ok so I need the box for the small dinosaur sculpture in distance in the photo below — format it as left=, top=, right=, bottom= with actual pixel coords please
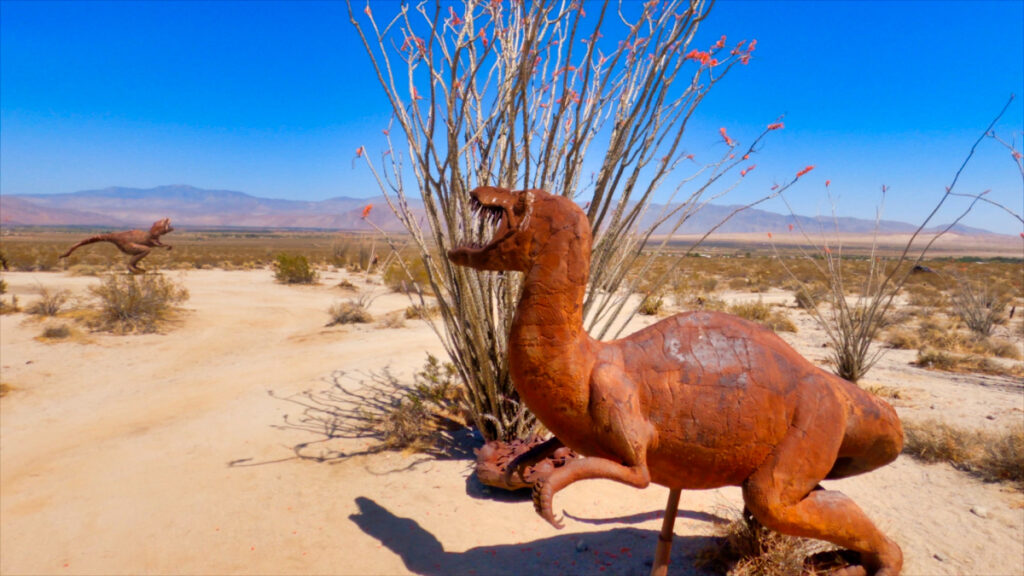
left=59, top=218, right=174, bottom=274
left=448, top=186, right=904, bottom=576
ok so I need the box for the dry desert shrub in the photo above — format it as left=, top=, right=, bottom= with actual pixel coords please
left=274, top=253, right=318, bottom=284
left=40, top=323, right=72, bottom=340
left=273, top=354, right=468, bottom=459
left=88, top=274, right=189, bottom=334
left=950, top=274, right=1013, bottom=337
left=697, top=508, right=833, bottom=576
left=903, top=419, right=1024, bottom=486
left=404, top=303, right=440, bottom=320
left=883, top=327, right=920, bottom=350
left=26, top=285, right=70, bottom=317
left=376, top=311, right=406, bottom=329
left=728, top=300, right=797, bottom=333
left=638, top=294, right=666, bottom=316
left=326, top=296, right=374, bottom=326
left=382, top=256, right=432, bottom=295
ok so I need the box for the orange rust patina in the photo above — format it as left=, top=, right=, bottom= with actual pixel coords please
left=449, top=187, right=903, bottom=576
left=60, top=218, right=174, bottom=273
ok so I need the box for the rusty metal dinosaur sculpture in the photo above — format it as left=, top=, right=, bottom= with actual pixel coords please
left=59, top=218, right=174, bottom=273
left=448, top=186, right=904, bottom=576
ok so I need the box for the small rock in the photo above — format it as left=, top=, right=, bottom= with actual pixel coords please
left=933, top=552, right=945, bottom=562
left=986, top=414, right=997, bottom=420
left=970, top=506, right=989, bottom=519
left=575, top=539, right=589, bottom=552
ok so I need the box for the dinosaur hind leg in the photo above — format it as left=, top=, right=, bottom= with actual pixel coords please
left=742, top=406, right=902, bottom=576
left=127, top=247, right=151, bottom=274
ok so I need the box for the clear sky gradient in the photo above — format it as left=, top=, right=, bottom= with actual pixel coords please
left=2, top=0, right=1022, bottom=234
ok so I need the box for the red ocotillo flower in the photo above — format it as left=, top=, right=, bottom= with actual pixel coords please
left=766, top=122, right=784, bottom=131
left=825, top=179, right=831, bottom=188
left=719, top=127, right=735, bottom=147
left=796, top=165, right=815, bottom=178
left=361, top=204, right=373, bottom=220
left=788, top=223, right=794, bottom=232
left=740, top=164, right=756, bottom=177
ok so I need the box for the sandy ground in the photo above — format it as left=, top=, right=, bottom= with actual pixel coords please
left=1, top=269, right=1022, bottom=576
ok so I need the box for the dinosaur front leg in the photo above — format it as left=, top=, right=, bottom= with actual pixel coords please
left=532, top=453, right=651, bottom=528
left=533, top=363, right=654, bottom=528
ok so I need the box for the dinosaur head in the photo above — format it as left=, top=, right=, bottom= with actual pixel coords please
left=150, top=218, right=174, bottom=237
left=447, top=186, right=589, bottom=274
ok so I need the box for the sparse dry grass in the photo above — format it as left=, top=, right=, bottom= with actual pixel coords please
left=903, top=419, right=1024, bottom=487
left=696, top=508, right=835, bottom=576
left=915, top=348, right=1024, bottom=378
left=728, top=300, right=797, bottom=333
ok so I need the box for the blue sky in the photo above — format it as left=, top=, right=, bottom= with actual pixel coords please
left=1, top=0, right=1021, bottom=234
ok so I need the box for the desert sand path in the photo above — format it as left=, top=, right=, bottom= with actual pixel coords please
left=1, top=269, right=1021, bottom=575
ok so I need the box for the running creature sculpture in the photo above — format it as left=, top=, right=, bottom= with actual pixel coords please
left=59, top=218, right=174, bottom=274
left=448, top=186, right=904, bottom=576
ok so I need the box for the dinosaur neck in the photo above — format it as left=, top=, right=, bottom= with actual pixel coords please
left=508, top=225, right=594, bottom=421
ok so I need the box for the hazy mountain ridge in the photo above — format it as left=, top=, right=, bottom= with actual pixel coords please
left=0, top=184, right=1000, bottom=236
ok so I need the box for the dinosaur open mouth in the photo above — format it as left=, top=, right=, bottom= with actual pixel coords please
left=453, top=187, right=524, bottom=255
left=468, top=194, right=505, bottom=248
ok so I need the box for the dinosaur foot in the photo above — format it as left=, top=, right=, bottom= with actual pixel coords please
left=531, top=478, right=564, bottom=529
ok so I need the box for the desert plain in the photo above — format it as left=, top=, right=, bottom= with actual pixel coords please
left=1, top=248, right=1022, bottom=575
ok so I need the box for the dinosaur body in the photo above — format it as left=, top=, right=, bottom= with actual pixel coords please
left=60, top=218, right=174, bottom=273
left=449, top=187, right=903, bottom=575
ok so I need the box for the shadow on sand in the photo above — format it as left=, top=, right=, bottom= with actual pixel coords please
left=349, top=496, right=727, bottom=576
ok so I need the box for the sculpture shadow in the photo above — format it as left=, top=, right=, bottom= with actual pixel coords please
left=350, top=496, right=722, bottom=576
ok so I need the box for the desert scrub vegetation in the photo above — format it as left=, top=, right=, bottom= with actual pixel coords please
left=902, top=419, right=1024, bottom=487
left=326, top=295, right=373, bottom=326
left=949, top=272, right=1013, bottom=337
left=728, top=300, right=797, bottom=333
left=40, top=323, right=72, bottom=340
left=26, top=285, right=70, bottom=316
left=697, top=508, right=840, bottom=576
left=914, top=348, right=1024, bottom=378
left=87, top=274, right=189, bottom=334
left=272, top=354, right=468, bottom=459
left=273, top=253, right=318, bottom=284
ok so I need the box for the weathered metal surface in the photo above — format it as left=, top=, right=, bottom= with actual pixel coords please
left=449, top=187, right=903, bottom=575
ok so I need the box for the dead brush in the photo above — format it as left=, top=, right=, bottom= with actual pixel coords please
left=26, top=284, right=70, bottom=317
left=697, top=508, right=837, bottom=576
left=326, top=297, right=373, bottom=326
left=902, top=419, right=1024, bottom=487
left=270, top=354, right=469, bottom=460
left=88, top=274, right=189, bottom=334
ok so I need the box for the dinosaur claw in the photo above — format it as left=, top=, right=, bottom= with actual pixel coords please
left=532, top=478, right=564, bottom=529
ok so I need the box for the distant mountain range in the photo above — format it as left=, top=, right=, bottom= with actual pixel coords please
left=0, top=184, right=1002, bottom=236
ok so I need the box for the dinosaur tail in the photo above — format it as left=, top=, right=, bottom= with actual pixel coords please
left=59, top=235, right=111, bottom=258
